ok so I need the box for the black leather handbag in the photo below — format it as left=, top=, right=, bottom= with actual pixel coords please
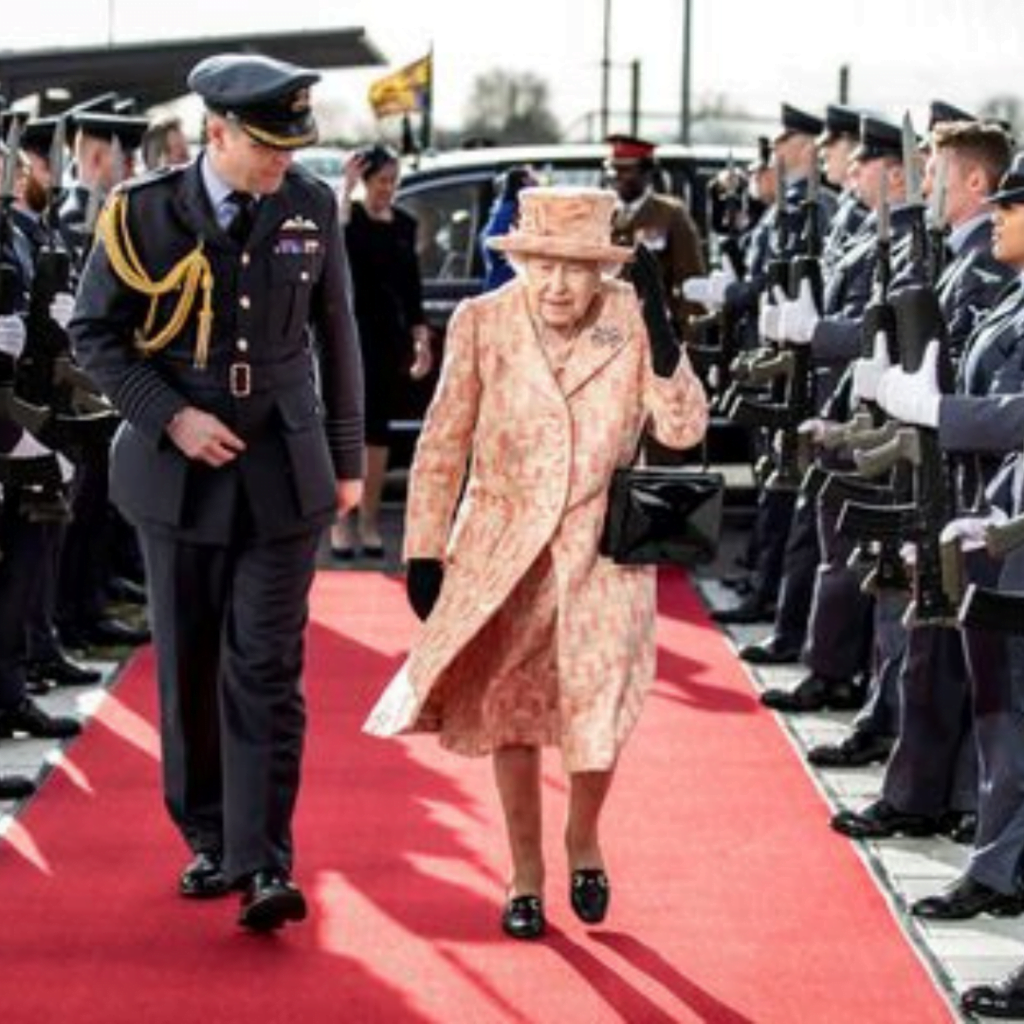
left=599, top=437, right=725, bottom=566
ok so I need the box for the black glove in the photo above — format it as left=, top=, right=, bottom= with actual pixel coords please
left=406, top=558, right=444, bottom=621
left=626, top=244, right=681, bottom=378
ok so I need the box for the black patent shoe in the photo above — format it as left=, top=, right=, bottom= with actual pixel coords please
left=0, top=774, right=35, bottom=800
left=807, top=731, right=893, bottom=768
left=570, top=869, right=610, bottom=924
left=962, top=963, right=1024, bottom=1019
left=739, top=637, right=802, bottom=665
left=761, top=674, right=862, bottom=713
left=238, top=870, right=307, bottom=931
left=831, top=799, right=941, bottom=840
left=0, top=698, right=81, bottom=740
left=179, top=851, right=230, bottom=899
left=710, top=599, right=775, bottom=625
left=912, top=875, right=1024, bottom=921
left=501, top=894, right=545, bottom=940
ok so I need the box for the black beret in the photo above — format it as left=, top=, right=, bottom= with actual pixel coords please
left=929, top=99, right=976, bottom=129
left=851, top=115, right=903, bottom=162
left=819, top=104, right=861, bottom=143
left=775, top=103, right=824, bottom=142
left=188, top=53, right=320, bottom=150
left=69, top=111, right=150, bottom=151
left=986, top=150, right=1024, bottom=206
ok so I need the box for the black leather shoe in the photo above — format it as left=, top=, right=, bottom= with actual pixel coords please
left=501, top=894, right=545, bottom=940
left=720, top=574, right=754, bottom=595
left=710, top=599, right=775, bottom=625
left=0, top=698, right=81, bottom=740
left=179, top=851, right=230, bottom=899
left=912, top=875, right=1024, bottom=920
left=761, top=674, right=862, bottom=713
left=807, top=731, right=893, bottom=768
left=739, top=636, right=802, bottom=665
left=26, top=654, right=102, bottom=688
left=831, top=799, right=941, bottom=840
left=942, top=810, right=978, bottom=845
left=63, top=617, right=150, bottom=650
left=570, top=869, right=610, bottom=924
left=238, top=870, right=307, bottom=931
left=962, top=964, right=1024, bottom=1019
left=0, top=774, right=35, bottom=800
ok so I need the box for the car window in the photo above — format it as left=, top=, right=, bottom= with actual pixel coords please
left=400, top=182, right=482, bottom=282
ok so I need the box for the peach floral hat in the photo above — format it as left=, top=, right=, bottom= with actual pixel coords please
left=487, top=186, right=633, bottom=264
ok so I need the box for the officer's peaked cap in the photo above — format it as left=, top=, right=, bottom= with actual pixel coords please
left=929, top=99, right=976, bottom=129
left=69, top=111, right=149, bottom=151
left=851, top=115, right=903, bottom=162
left=189, top=53, right=320, bottom=150
left=819, top=104, right=861, bottom=144
left=986, top=151, right=1024, bottom=207
left=775, top=103, right=824, bottom=142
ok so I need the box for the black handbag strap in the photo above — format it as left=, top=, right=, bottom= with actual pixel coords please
left=629, top=420, right=711, bottom=471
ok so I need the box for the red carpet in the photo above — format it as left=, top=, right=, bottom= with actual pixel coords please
left=0, top=570, right=953, bottom=1023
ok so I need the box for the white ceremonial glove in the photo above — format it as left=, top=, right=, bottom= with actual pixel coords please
left=874, top=340, right=942, bottom=428
left=851, top=332, right=892, bottom=402
left=777, top=277, right=820, bottom=345
left=940, top=507, right=1009, bottom=552
left=0, top=314, right=26, bottom=359
left=682, top=263, right=736, bottom=311
left=757, top=285, right=789, bottom=343
left=49, top=291, right=76, bottom=330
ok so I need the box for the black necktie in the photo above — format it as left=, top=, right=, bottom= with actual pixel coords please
left=226, top=191, right=255, bottom=245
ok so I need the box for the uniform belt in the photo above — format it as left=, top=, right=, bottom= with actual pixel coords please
left=159, top=353, right=314, bottom=398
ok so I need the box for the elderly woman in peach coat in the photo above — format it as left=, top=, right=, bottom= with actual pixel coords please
left=365, top=186, right=708, bottom=939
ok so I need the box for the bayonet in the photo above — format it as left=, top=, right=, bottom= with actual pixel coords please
left=1, top=118, right=22, bottom=203
left=928, top=149, right=949, bottom=233
left=901, top=112, right=922, bottom=206
left=48, top=118, right=66, bottom=202
left=877, top=171, right=890, bottom=245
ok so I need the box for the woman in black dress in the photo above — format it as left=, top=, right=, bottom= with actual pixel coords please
left=333, top=145, right=431, bottom=558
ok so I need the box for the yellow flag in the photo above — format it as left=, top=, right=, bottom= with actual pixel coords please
left=368, top=53, right=432, bottom=118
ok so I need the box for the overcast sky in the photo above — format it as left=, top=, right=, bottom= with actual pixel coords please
left=3, top=0, right=1023, bottom=141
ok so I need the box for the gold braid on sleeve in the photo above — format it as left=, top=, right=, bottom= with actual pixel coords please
left=97, top=190, right=215, bottom=369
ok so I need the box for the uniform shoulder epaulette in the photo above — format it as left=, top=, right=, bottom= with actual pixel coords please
left=116, top=164, right=187, bottom=196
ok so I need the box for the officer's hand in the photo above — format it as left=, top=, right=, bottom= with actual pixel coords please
left=940, top=507, right=1009, bottom=552
left=0, top=315, right=26, bottom=359
left=406, top=558, right=444, bottom=621
left=165, top=407, right=246, bottom=466
left=49, top=292, right=76, bottom=331
left=875, top=340, right=942, bottom=427
left=851, top=332, right=891, bottom=402
left=777, top=278, right=819, bottom=345
left=336, top=479, right=363, bottom=516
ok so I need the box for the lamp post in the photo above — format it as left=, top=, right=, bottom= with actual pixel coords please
left=680, top=0, right=692, bottom=143
left=600, top=0, right=612, bottom=138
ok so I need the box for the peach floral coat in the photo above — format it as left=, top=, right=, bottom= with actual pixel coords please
left=364, top=278, right=708, bottom=770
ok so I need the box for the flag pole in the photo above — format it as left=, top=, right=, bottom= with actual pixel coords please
left=420, top=42, right=433, bottom=152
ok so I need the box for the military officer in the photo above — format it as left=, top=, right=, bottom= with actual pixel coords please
left=605, top=134, right=704, bottom=336
left=807, top=119, right=1015, bottom=767
left=70, top=53, right=365, bottom=932
left=832, top=140, right=1019, bottom=844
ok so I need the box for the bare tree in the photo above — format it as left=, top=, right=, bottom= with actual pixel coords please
left=462, top=69, right=561, bottom=145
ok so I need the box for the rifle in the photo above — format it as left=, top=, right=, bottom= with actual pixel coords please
left=838, top=284, right=959, bottom=623
left=15, top=117, right=118, bottom=460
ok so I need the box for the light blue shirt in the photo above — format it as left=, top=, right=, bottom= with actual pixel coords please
left=948, top=211, right=991, bottom=256
left=200, top=152, right=259, bottom=230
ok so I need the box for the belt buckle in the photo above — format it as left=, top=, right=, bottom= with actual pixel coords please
left=229, top=362, right=252, bottom=398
